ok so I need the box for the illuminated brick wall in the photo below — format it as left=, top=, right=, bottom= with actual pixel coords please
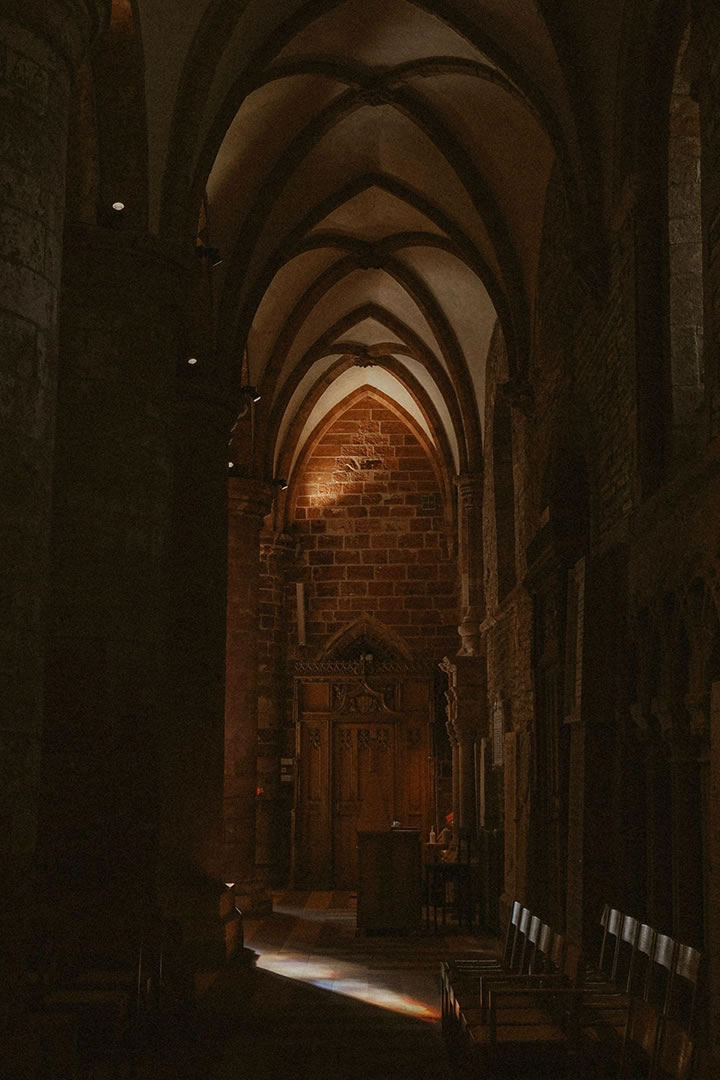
left=289, top=394, right=458, bottom=659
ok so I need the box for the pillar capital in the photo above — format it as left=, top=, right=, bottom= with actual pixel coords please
left=228, top=477, right=274, bottom=521
left=455, top=472, right=484, bottom=507
left=4, top=0, right=110, bottom=69
left=458, top=603, right=485, bottom=656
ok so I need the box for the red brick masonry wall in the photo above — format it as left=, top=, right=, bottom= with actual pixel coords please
left=289, top=395, right=458, bottom=658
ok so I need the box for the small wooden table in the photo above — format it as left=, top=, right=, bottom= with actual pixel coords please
left=356, top=829, right=422, bottom=933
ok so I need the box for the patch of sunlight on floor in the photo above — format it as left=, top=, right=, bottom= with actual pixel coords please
left=256, top=952, right=439, bottom=1021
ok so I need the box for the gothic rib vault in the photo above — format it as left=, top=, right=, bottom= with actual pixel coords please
left=2, top=1, right=720, bottom=1076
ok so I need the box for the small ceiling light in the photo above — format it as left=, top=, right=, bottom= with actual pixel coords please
left=111, top=201, right=125, bottom=212
left=228, top=461, right=235, bottom=469
left=187, top=357, right=198, bottom=366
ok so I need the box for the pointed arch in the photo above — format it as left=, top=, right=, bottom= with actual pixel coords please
left=319, top=615, right=414, bottom=662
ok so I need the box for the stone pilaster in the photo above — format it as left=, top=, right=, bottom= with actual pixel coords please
left=455, top=474, right=485, bottom=654
left=159, top=370, right=239, bottom=972
left=440, top=655, right=487, bottom=841
left=0, top=0, right=108, bottom=957
left=225, top=478, right=274, bottom=913
left=256, top=531, right=297, bottom=888
left=41, top=225, right=184, bottom=963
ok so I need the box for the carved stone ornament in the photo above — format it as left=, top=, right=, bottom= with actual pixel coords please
left=332, top=681, right=395, bottom=713
left=294, top=659, right=429, bottom=676
left=356, top=86, right=393, bottom=108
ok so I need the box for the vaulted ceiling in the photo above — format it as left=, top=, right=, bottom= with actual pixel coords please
left=125, top=0, right=643, bottom=486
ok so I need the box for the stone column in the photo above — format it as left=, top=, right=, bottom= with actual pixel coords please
left=0, top=0, right=108, bottom=900
left=41, top=225, right=183, bottom=962
left=256, top=531, right=297, bottom=888
left=160, top=370, right=239, bottom=971
left=225, top=478, right=273, bottom=913
left=440, top=655, right=487, bottom=841
left=455, top=474, right=485, bottom=654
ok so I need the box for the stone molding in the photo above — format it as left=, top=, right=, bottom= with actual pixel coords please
left=455, top=472, right=484, bottom=509
left=227, top=477, right=274, bottom=521
left=458, top=603, right=484, bottom=656
left=293, top=659, right=431, bottom=676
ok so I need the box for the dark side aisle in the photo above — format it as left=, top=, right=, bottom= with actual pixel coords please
left=140, top=890, right=490, bottom=1079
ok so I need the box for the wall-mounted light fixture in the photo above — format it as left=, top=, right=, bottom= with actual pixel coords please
left=273, top=477, right=289, bottom=491
left=240, top=385, right=261, bottom=404
left=111, top=201, right=125, bottom=213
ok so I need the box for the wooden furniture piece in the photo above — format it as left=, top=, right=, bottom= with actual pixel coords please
left=356, top=828, right=422, bottom=933
left=442, top=904, right=703, bottom=1080
left=293, top=666, right=433, bottom=889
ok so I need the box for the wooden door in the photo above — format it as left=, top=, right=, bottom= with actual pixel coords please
left=293, top=672, right=432, bottom=888
left=333, top=721, right=395, bottom=888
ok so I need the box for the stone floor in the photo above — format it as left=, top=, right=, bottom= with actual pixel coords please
left=139, top=889, right=496, bottom=1079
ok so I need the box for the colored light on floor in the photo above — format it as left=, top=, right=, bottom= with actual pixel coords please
left=255, top=952, right=438, bottom=1021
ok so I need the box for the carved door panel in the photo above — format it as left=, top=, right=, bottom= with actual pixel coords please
left=394, top=679, right=431, bottom=834
left=333, top=722, right=394, bottom=889
left=295, top=718, right=331, bottom=886
left=294, top=674, right=432, bottom=889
